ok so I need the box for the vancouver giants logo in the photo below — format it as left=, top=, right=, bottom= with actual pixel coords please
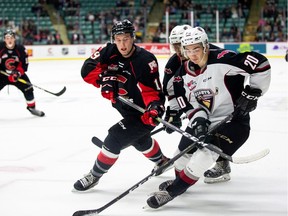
left=194, top=89, right=214, bottom=112
left=217, top=50, right=230, bottom=59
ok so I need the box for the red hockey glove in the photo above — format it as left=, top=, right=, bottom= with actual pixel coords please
left=141, top=102, right=165, bottom=127
left=8, top=70, right=21, bottom=83
left=100, top=71, right=118, bottom=103
left=234, top=85, right=262, bottom=116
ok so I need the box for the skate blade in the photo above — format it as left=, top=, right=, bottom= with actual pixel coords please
left=142, top=204, right=156, bottom=210
left=204, top=173, right=231, bottom=184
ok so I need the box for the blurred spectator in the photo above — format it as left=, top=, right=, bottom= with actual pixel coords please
left=71, top=31, right=86, bottom=44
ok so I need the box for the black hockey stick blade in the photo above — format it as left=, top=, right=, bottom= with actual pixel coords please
left=50, top=86, right=66, bottom=96
left=91, top=136, right=103, bottom=148
left=72, top=209, right=99, bottom=216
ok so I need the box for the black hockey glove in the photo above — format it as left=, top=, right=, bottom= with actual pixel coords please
left=141, top=102, right=165, bottom=127
left=234, top=85, right=262, bottom=116
left=100, top=71, right=118, bottom=103
left=164, top=106, right=182, bottom=134
left=8, top=70, right=21, bottom=83
left=191, top=117, right=211, bottom=149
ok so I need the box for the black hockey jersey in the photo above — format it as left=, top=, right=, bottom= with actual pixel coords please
left=81, top=42, right=165, bottom=117
left=0, top=42, right=28, bottom=74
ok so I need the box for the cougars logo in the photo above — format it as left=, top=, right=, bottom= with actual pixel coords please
left=5, top=58, right=16, bottom=71
left=194, top=89, right=214, bottom=112
left=117, top=75, right=127, bottom=83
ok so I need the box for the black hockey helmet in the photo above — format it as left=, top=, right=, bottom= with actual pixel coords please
left=111, top=19, right=135, bottom=41
left=4, top=29, right=16, bottom=38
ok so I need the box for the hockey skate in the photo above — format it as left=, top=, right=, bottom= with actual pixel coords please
left=204, top=160, right=231, bottom=184
left=152, top=156, right=172, bottom=176
left=146, top=190, right=175, bottom=209
left=27, top=107, right=45, bottom=117
left=73, top=171, right=100, bottom=191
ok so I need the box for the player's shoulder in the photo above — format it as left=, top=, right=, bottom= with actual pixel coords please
left=135, top=45, right=157, bottom=60
left=0, top=42, right=5, bottom=49
left=15, top=43, right=26, bottom=52
left=97, top=42, right=118, bottom=60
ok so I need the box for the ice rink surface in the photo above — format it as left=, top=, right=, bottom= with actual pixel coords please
left=0, top=56, right=287, bottom=216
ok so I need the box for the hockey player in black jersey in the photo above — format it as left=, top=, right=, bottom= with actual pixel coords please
left=0, top=29, right=44, bottom=117
left=146, top=26, right=271, bottom=209
left=73, top=19, right=169, bottom=192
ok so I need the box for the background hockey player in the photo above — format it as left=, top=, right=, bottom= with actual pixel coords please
left=0, top=29, right=44, bottom=117
left=73, top=19, right=169, bottom=191
left=146, top=26, right=271, bottom=209
left=162, top=24, right=192, bottom=134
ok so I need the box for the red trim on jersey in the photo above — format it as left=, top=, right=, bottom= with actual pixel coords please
left=138, top=82, right=160, bottom=107
left=97, top=151, right=118, bottom=165
left=83, top=64, right=103, bottom=88
left=179, top=170, right=198, bottom=185
left=15, top=49, right=25, bottom=74
left=143, top=140, right=160, bottom=158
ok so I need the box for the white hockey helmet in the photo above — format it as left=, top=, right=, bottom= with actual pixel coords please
left=169, top=24, right=192, bottom=44
left=181, top=26, right=209, bottom=47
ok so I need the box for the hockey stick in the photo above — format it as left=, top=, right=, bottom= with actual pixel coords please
left=91, top=127, right=165, bottom=148
left=117, top=96, right=270, bottom=164
left=0, top=70, right=66, bottom=96
left=91, top=115, right=187, bottom=148
left=72, top=108, right=232, bottom=216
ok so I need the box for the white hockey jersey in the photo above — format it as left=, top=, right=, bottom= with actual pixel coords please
left=172, top=49, right=271, bottom=126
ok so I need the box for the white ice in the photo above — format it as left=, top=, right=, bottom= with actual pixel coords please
left=0, top=57, right=287, bottom=216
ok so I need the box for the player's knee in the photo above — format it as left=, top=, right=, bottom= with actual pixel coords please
left=186, top=149, right=218, bottom=177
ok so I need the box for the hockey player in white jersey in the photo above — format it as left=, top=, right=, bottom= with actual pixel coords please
left=146, top=26, right=271, bottom=209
